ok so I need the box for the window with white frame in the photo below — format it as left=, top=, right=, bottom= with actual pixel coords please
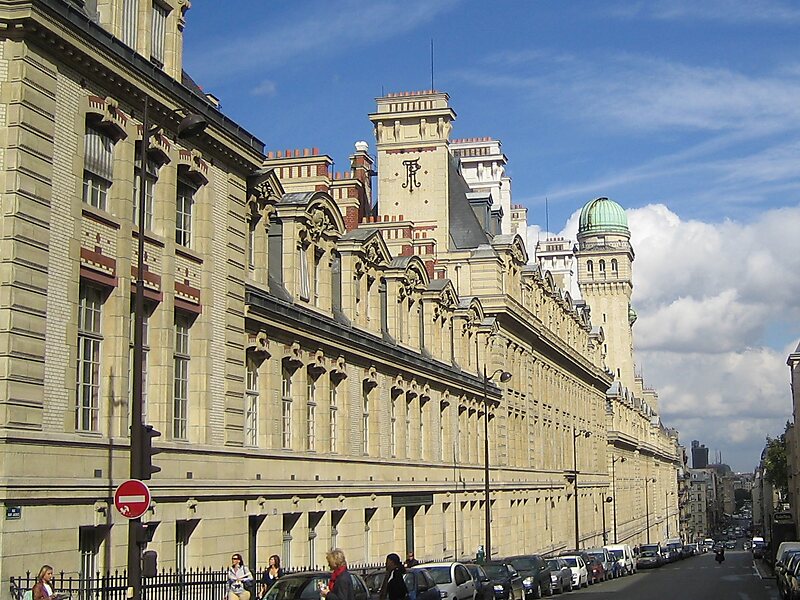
left=176, top=180, right=196, bottom=247
left=83, top=124, right=114, bottom=210
left=173, top=313, right=191, bottom=440
left=76, top=284, right=104, bottom=432
left=306, top=376, right=316, bottom=451
left=390, top=396, right=397, bottom=457
left=406, top=398, right=413, bottom=458
left=129, top=302, right=151, bottom=425
left=298, top=246, right=310, bottom=301
left=329, top=377, right=338, bottom=453
left=281, top=367, right=292, bottom=449
left=313, top=250, right=323, bottom=306
left=362, top=385, right=370, bottom=455
left=150, top=1, right=168, bottom=67
left=245, top=356, right=259, bottom=447
left=133, top=155, right=158, bottom=231
left=247, top=208, right=259, bottom=272
left=419, top=401, right=425, bottom=458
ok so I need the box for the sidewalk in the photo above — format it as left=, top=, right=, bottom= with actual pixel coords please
left=754, top=559, right=774, bottom=579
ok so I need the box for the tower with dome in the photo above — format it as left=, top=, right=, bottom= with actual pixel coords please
left=575, top=197, right=637, bottom=391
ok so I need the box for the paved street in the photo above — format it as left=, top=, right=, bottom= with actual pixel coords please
left=562, top=551, right=777, bottom=600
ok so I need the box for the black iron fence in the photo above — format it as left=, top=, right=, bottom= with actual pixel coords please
left=10, top=564, right=386, bottom=600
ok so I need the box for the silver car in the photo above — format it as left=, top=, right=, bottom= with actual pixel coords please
left=546, top=558, right=573, bottom=594
left=412, top=562, right=475, bottom=600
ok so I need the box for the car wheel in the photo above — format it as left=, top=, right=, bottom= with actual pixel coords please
left=544, top=583, right=553, bottom=597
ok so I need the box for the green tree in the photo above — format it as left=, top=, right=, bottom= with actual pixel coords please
left=764, top=434, right=788, bottom=498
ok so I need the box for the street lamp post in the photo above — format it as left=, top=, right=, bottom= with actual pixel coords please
left=572, top=426, right=592, bottom=550
left=483, top=366, right=512, bottom=561
left=611, top=456, right=625, bottom=543
left=601, top=495, right=612, bottom=545
left=128, top=96, right=207, bottom=600
left=644, top=477, right=656, bottom=544
left=665, top=491, right=673, bottom=539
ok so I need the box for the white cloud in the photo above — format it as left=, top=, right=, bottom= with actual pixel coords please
left=188, top=0, right=459, bottom=85
left=607, top=0, right=800, bottom=24
left=252, top=80, right=277, bottom=97
left=550, top=203, right=800, bottom=470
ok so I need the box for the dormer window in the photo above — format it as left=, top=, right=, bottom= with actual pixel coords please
left=151, top=2, right=168, bottom=68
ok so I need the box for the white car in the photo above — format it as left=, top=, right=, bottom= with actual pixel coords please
left=559, top=555, right=589, bottom=589
left=411, top=562, right=475, bottom=600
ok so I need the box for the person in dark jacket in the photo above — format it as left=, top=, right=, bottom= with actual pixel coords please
left=321, top=549, right=354, bottom=600
left=382, top=554, right=408, bottom=600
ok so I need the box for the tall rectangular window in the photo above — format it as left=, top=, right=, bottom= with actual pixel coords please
left=83, top=125, right=113, bottom=210
left=133, top=155, right=158, bottom=231
left=362, top=387, right=370, bottom=455
left=298, top=246, right=310, bottom=301
left=173, top=314, right=191, bottom=440
left=76, top=285, right=103, bottom=432
left=306, top=378, right=316, bottom=451
left=281, top=367, right=292, bottom=449
left=330, top=253, right=342, bottom=314
left=245, top=357, right=259, bottom=447
left=247, top=212, right=259, bottom=272
left=150, top=1, right=167, bottom=67
left=121, top=0, right=138, bottom=48
left=176, top=180, right=195, bottom=247
left=329, top=378, right=338, bottom=454
left=390, top=397, right=397, bottom=457
left=313, top=251, right=322, bottom=306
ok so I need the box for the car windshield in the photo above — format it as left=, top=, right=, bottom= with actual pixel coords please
left=265, top=576, right=328, bottom=600
left=608, top=550, right=623, bottom=559
left=507, top=558, right=535, bottom=571
left=562, top=558, right=578, bottom=567
left=424, top=567, right=453, bottom=585
left=640, top=552, right=657, bottom=558
left=483, top=566, right=508, bottom=579
left=546, top=560, right=560, bottom=570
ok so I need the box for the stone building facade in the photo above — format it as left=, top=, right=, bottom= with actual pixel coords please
left=0, top=0, right=681, bottom=582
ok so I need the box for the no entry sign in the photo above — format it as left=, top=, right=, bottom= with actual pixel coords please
left=114, top=479, right=151, bottom=519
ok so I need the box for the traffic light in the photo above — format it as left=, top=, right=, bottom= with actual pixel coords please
left=142, top=550, right=158, bottom=577
left=141, top=424, right=161, bottom=480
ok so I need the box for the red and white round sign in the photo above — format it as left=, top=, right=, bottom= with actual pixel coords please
left=114, top=479, right=151, bottom=519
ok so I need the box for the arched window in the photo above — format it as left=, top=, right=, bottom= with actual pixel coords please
left=599, top=260, right=606, bottom=275
left=587, top=260, right=594, bottom=276
left=611, top=259, right=618, bottom=274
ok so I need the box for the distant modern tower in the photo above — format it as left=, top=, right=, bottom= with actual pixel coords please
left=692, top=440, right=710, bottom=469
left=575, top=197, right=637, bottom=389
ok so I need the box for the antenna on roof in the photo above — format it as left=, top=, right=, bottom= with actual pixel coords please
left=381, top=84, right=385, bottom=96
left=430, top=38, right=435, bottom=90
left=545, top=196, right=550, bottom=240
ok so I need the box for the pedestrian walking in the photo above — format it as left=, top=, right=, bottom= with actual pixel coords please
left=259, top=555, right=284, bottom=599
left=715, top=547, right=725, bottom=564
left=320, top=549, right=354, bottom=600
left=404, top=552, right=419, bottom=568
left=382, top=554, right=408, bottom=600
left=228, top=553, right=254, bottom=600
left=32, top=565, right=67, bottom=600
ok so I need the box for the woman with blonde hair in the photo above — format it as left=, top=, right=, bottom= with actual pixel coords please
left=32, top=565, right=63, bottom=600
left=320, top=549, right=354, bottom=600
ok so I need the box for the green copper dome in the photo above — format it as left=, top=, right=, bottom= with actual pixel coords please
left=578, top=197, right=629, bottom=235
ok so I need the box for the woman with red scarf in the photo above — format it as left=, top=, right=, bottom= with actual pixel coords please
left=320, top=549, right=354, bottom=600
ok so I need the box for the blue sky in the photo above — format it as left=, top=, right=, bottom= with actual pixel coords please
left=184, top=1, right=800, bottom=472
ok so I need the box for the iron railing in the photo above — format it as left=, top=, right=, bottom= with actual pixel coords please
left=10, top=564, right=387, bottom=600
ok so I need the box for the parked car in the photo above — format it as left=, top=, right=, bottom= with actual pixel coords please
left=559, top=555, right=588, bottom=589
left=664, top=540, right=684, bottom=560
left=479, top=561, right=525, bottom=600
left=605, top=544, right=636, bottom=575
left=585, top=556, right=606, bottom=584
left=584, top=548, right=616, bottom=580
left=775, top=547, right=800, bottom=600
left=504, top=555, right=552, bottom=599
left=636, top=550, right=662, bottom=569
left=545, top=558, right=572, bottom=594
left=781, top=554, right=800, bottom=600
left=783, top=556, right=800, bottom=600
left=753, top=540, right=767, bottom=559
left=685, top=543, right=699, bottom=556
left=411, top=563, right=475, bottom=600
left=464, top=564, right=495, bottom=600
left=264, top=571, right=370, bottom=600
left=363, top=568, right=440, bottom=600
